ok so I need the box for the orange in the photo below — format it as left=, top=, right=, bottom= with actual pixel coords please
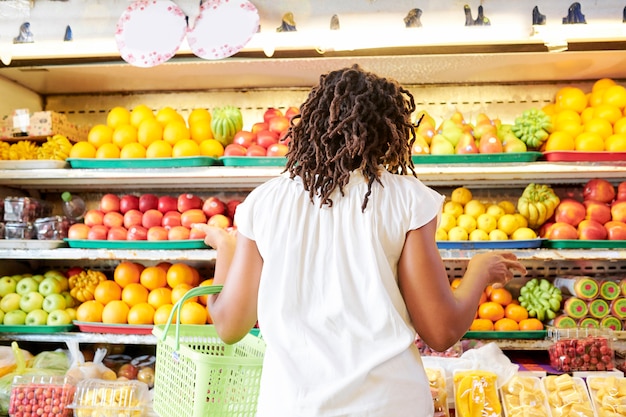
left=121, top=282, right=149, bottom=307
left=162, top=120, right=190, bottom=145
left=588, top=90, right=604, bottom=107
left=592, top=104, right=622, bottom=124
left=166, top=263, right=195, bottom=288
left=179, top=301, right=208, bottom=324
left=69, top=141, right=97, bottom=158
left=553, top=109, right=581, bottom=125
left=112, top=124, right=138, bottom=149
left=592, top=78, right=617, bottom=93
left=188, top=108, right=212, bottom=125
left=518, top=318, right=544, bottom=331
left=93, top=280, right=122, bottom=305
left=95, top=143, right=121, bottom=159
left=172, top=139, right=200, bottom=157
left=489, top=288, right=513, bottom=306
left=552, top=118, right=583, bottom=139
left=156, top=107, right=185, bottom=127
left=145, top=140, right=173, bottom=158
left=120, top=142, right=147, bottom=158
left=153, top=304, right=175, bottom=325
left=544, top=131, right=575, bottom=152
left=613, top=117, right=626, bottom=134
left=605, top=133, right=626, bottom=152
left=107, top=106, right=131, bottom=129
left=88, top=124, right=114, bottom=149
left=555, top=86, right=588, bottom=113
left=450, top=278, right=462, bottom=289
left=101, top=300, right=130, bottom=324
left=479, top=291, right=488, bottom=305
left=114, top=261, right=144, bottom=288
left=478, top=301, right=505, bottom=321
left=189, top=120, right=213, bottom=143
left=541, top=103, right=556, bottom=116
left=156, top=261, right=173, bottom=274
left=171, top=283, right=197, bottom=305
left=139, top=266, right=168, bottom=291
left=494, top=317, right=519, bottom=331
left=137, top=118, right=163, bottom=148
left=199, top=139, right=224, bottom=157
left=130, top=104, right=155, bottom=128
left=580, top=107, right=595, bottom=124
left=484, top=285, right=494, bottom=298
left=197, top=278, right=214, bottom=305
left=584, top=118, right=613, bottom=139
left=504, top=303, right=529, bottom=323
left=147, top=287, right=173, bottom=309
left=76, top=300, right=105, bottom=322
left=127, top=302, right=155, bottom=325
left=470, top=318, right=494, bottom=331
left=575, top=132, right=604, bottom=152
left=601, top=84, right=626, bottom=109
left=190, top=267, right=201, bottom=286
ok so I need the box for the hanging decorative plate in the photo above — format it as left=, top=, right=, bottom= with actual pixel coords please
left=115, top=0, right=188, bottom=68
left=187, top=0, right=259, bottom=60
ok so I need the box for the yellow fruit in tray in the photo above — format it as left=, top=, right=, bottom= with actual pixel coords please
left=87, top=124, right=113, bottom=149
left=435, top=228, right=448, bottom=241
left=95, top=143, right=120, bottom=159
left=511, top=227, right=537, bottom=240
left=497, top=214, right=519, bottom=236
left=112, top=124, right=138, bottom=149
left=107, top=106, right=131, bottom=129
left=102, top=300, right=130, bottom=324
left=120, top=143, right=146, bottom=159
left=476, top=213, right=497, bottom=233
left=486, top=204, right=506, bottom=220
left=497, top=200, right=516, bottom=215
left=605, top=133, right=626, bottom=152
left=127, top=302, right=155, bottom=325
left=130, top=104, right=155, bottom=128
left=451, top=187, right=472, bottom=206
left=464, top=199, right=486, bottom=218
left=156, top=106, right=185, bottom=127
left=575, top=132, right=604, bottom=152
left=137, top=118, right=163, bottom=148
left=190, top=120, right=214, bottom=143
left=163, top=120, right=190, bottom=145
left=146, top=140, right=172, bottom=158
left=544, top=131, right=575, bottom=152
left=584, top=118, right=613, bottom=139
left=70, top=141, right=97, bottom=158
left=469, top=229, right=489, bottom=241
left=188, top=108, right=212, bottom=125
left=199, top=139, right=224, bottom=158
left=172, top=139, right=200, bottom=157
left=448, top=226, right=468, bottom=241
left=456, top=214, right=477, bottom=233
left=439, top=212, right=456, bottom=232
left=443, top=201, right=463, bottom=218
left=489, top=229, right=508, bottom=241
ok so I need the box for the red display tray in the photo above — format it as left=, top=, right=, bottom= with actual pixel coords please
left=73, top=320, right=153, bottom=335
left=542, top=151, right=626, bottom=162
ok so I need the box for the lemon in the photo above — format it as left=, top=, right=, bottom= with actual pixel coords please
left=511, top=227, right=537, bottom=240
left=120, top=142, right=146, bottom=159
left=163, top=120, right=190, bottom=145
left=146, top=140, right=173, bottom=158
left=443, top=201, right=464, bottom=218
left=456, top=214, right=477, bottom=233
left=486, top=204, right=506, bottom=220
left=451, top=187, right=472, bottom=206
left=69, top=141, right=97, bottom=158
left=476, top=213, right=497, bottom=233
left=464, top=199, right=486, bottom=218
left=87, top=124, right=114, bottom=149
left=138, top=119, right=164, bottom=148
left=438, top=212, right=457, bottom=232
left=469, top=229, right=489, bottom=241
left=435, top=228, right=448, bottom=241
left=172, top=139, right=200, bottom=157
left=107, top=106, right=131, bottom=129
left=497, top=200, right=516, bottom=215
left=189, top=120, right=213, bottom=143
left=489, top=229, right=509, bottom=241
left=513, top=214, right=528, bottom=229
left=497, top=214, right=519, bottom=236
left=448, top=226, right=469, bottom=241
left=199, top=139, right=224, bottom=158
left=605, top=133, right=626, bottom=152
left=188, top=108, right=212, bottom=125
left=130, top=104, right=155, bottom=128
left=112, top=124, right=138, bottom=149
left=95, top=143, right=121, bottom=159
left=156, top=107, right=185, bottom=127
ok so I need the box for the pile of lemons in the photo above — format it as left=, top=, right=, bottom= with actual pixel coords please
left=69, top=105, right=226, bottom=159
left=437, top=187, right=537, bottom=242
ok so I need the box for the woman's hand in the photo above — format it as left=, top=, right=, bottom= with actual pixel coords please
left=191, top=223, right=236, bottom=250
left=465, top=252, right=527, bottom=289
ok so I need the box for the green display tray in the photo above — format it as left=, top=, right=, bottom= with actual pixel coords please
left=543, top=240, right=626, bottom=249
left=0, top=324, right=75, bottom=333
left=437, top=239, right=545, bottom=250
left=411, top=152, right=542, bottom=164
left=463, top=330, right=547, bottom=339
left=67, top=156, right=218, bottom=169
left=64, top=239, right=209, bottom=250
left=219, top=156, right=287, bottom=167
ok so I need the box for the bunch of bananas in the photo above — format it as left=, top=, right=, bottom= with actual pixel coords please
left=517, top=183, right=560, bottom=229
left=210, top=106, right=243, bottom=147
left=0, top=141, right=9, bottom=159
left=511, top=108, right=552, bottom=150
left=69, top=269, right=107, bottom=303
left=37, top=134, right=72, bottom=160
left=8, top=140, right=38, bottom=160
left=454, top=370, right=501, bottom=417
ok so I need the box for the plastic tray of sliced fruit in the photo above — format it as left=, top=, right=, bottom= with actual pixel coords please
left=500, top=375, right=550, bottom=417
left=542, top=374, right=596, bottom=417
left=586, top=375, right=626, bottom=417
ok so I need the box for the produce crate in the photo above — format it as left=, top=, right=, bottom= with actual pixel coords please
left=0, top=110, right=89, bottom=143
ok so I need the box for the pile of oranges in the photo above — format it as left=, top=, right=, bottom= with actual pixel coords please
left=543, top=78, right=626, bottom=153
left=75, top=261, right=214, bottom=326
left=450, top=278, right=544, bottom=332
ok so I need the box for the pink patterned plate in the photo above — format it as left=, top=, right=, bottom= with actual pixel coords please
left=115, top=0, right=187, bottom=68
left=187, top=0, right=259, bottom=60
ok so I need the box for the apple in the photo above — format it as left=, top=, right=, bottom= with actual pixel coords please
left=3, top=310, right=26, bottom=325
left=65, top=307, right=77, bottom=321
left=88, top=224, right=109, bottom=240
left=477, top=133, right=503, bottom=154
left=168, top=226, right=191, bottom=240
left=84, top=209, right=105, bottom=227
left=119, top=194, right=140, bottom=214
left=0, top=293, right=21, bottom=312
left=224, top=143, right=247, bottom=156
left=246, top=144, right=267, bottom=156
left=0, top=276, right=17, bottom=297
left=157, top=195, right=178, bottom=214
left=256, top=130, right=279, bottom=148
left=545, top=222, right=579, bottom=240
left=47, top=309, right=72, bottom=326
left=107, top=225, right=128, bottom=240
left=611, top=201, right=626, bottom=223
left=139, top=193, right=159, bottom=212
left=263, top=107, right=283, bottom=124
left=68, top=223, right=90, bottom=240
left=202, top=197, right=226, bottom=218
left=268, top=116, right=290, bottom=134
left=208, top=214, right=231, bottom=229
left=117, top=363, right=138, bottom=379
left=162, top=211, right=182, bottom=228
left=100, top=193, right=120, bottom=213
left=605, top=220, right=626, bottom=240
left=25, top=309, right=48, bottom=326
left=233, top=131, right=256, bottom=148
left=584, top=200, right=612, bottom=225
left=65, top=267, right=84, bottom=278
left=617, top=181, right=626, bottom=201
left=178, top=193, right=202, bottom=212
left=103, top=211, right=125, bottom=228
left=583, top=178, right=616, bottom=203
left=142, top=209, right=164, bottom=229
left=267, top=142, right=289, bottom=157
left=137, top=366, right=155, bottom=388
left=16, top=277, right=39, bottom=296
left=62, top=291, right=75, bottom=308
left=124, top=209, right=144, bottom=228
left=45, top=271, right=69, bottom=292
left=538, top=221, right=555, bottom=239
left=43, top=293, right=67, bottom=313
left=19, top=291, right=44, bottom=313
left=285, top=106, right=300, bottom=120
left=38, top=276, right=62, bottom=296
left=226, top=199, right=241, bottom=218
left=251, top=122, right=269, bottom=134
left=127, top=225, right=148, bottom=240
left=554, top=198, right=586, bottom=227
left=181, top=209, right=207, bottom=228
left=189, top=227, right=206, bottom=240
left=147, top=226, right=169, bottom=241
left=30, top=274, right=45, bottom=284
left=577, top=219, right=608, bottom=240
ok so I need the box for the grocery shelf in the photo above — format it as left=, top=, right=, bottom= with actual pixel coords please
left=0, top=247, right=215, bottom=262
left=0, top=331, right=157, bottom=345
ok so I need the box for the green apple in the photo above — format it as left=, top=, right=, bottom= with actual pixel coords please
left=0, top=310, right=4, bottom=324
left=30, top=274, right=45, bottom=284
left=38, top=277, right=62, bottom=296
left=0, top=293, right=21, bottom=312
left=43, top=293, right=67, bottom=313
left=25, top=309, right=48, bottom=325
left=19, top=291, right=44, bottom=313
left=47, top=309, right=72, bottom=326
left=3, top=309, right=27, bottom=325
left=65, top=307, right=77, bottom=321
left=15, top=277, right=38, bottom=296
left=0, top=276, right=17, bottom=297
left=44, top=270, right=69, bottom=291
left=61, top=291, right=75, bottom=308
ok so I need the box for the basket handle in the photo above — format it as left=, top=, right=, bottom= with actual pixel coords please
left=161, top=284, right=223, bottom=349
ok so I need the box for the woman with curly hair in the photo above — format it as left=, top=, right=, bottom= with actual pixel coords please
left=194, top=64, right=525, bottom=416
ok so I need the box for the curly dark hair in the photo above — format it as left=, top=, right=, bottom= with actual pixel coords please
left=283, top=64, right=419, bottom=212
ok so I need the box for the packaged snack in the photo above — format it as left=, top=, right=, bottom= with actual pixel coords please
left=542, top=374, right=594, bottom=417
left=554, top=276, right=599, bottom=301
left=500, top=375, right=550, bottom=417
left=453, top=370, right=501, bottom=417
left=425, top=368, right=449, bottom=417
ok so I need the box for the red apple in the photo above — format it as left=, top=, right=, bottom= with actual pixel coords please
left=246, top=144, right=267, bottom=156
left=168, top=226, right=190, bottom=240
left=279, top=129, right=291, bottom=146
left=477, top=133, right=503, bottom=154
left=107, top=226, right=128, bottom=240
left=157, top=195, right=178, bottom=214
left=226, top=200, right=241, bottom=218
left=584, top=200, right=612, bottom=225
left=189, top=227, right=206, bottom=240
left=545, top=222, right=579, bottom=240
left=103, top=211, right=125, bottom=228
left=202, top=197, right=226, bottom=218
left=123, top=209, right=144, bottom=229
left=177, top=193, right=203, bottom=212
left=142, top=209, right=164, bottom=229
left=583, top=179, right=616, bottom=203
left=84, top=209, right=105, bottom=227
left=268, top=116, right=290, bottom=134
left=147, top=226, right=169, bottom=241
left=119, top=194, right=140, bottom=214
left=127, top=225, right=148, bottom=240
left=117, top=363, right=138, bottom=380
left=66, top=267, right=84, bottom=277
left=285, top=106, right=300, bottom=120
left=256, top=130, right=279, bottom=149
left=538, top=221, right=555, bottom=239
left=87, top=224, right=108, bottom=240
left=251, top=122, right=269, bottom=134
left=233, top=131, right=256, bottom=148
left=162, top=211, right=182, bottom=228
left=68, top=223, right=90, bottom=240
left=223, top=143, right=247, bottom=156
left=611, top=200, right=626, bottom=222
left=554, top=199, right=586, bottom=227
left=181, top=209, right=207, bottom=228
left=617, top=181, right=626, bottom=201
left=207, top=214, right=231, bottom=229
left=139, top=193, right=159, bottom=213
left=605, top=220, right=626, bottom=240
left=263, top=108, right=283, bottom=124
left=577, top=219, right=608, bottom=240
left=267, top=142, right=289, bottom=157
left=100, top=193, right=121, bottom=213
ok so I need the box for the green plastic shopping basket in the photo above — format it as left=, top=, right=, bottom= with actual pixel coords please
left=152, top=285, right=265, bottom=417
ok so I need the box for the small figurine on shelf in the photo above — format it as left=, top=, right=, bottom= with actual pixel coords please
left=622, top=6, right=626, bottom=23
left=563, top=2, right=586, bottom=24
left=532, top=6, right=547, bottom=25
left=330, top=14, right=340, bottom=30
left=403, top=8, right=423, bottom=28
left=64, top=25, right=73, bottom=42
left=13, top=22, right=33, bottom=43
left=276, top=12, right=297, bottom=32
left=463, top=4, right=490, bottom=26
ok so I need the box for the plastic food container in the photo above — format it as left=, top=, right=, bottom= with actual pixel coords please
left=547, top=327, right=615, bottom=372
left=9, top=374, right=77, bottom=417
left=3, top=197, right=51, bottom=223
left=68, top=378, right=149, bottom=417
left=34, top=216, right=69, bottom=240
left=500, top=375, right=550, bottom=417
left=4, top=222, right=35, bottom=240
left=425, top=367, right=449, bottom=417
left=542, top=374, right=595, bottom=417
left=586, top=375, right=626, bottom=416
